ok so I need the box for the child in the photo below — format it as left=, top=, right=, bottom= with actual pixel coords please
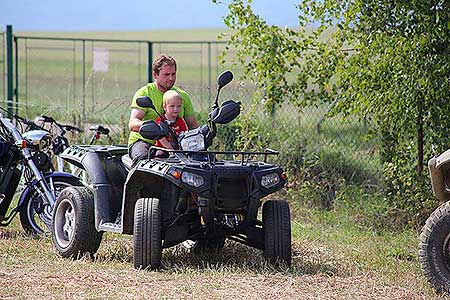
left=155, top=90, right=188, bottom=151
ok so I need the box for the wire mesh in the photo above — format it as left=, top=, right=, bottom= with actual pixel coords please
left=8, top=36, right=381, bottom=185
left=0, top=32, right=4, bottom=102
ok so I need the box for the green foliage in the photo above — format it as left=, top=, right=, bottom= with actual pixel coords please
left=218, top=0, right=329, bottom=112
left=218, top=0, right=450, bottom=226
left=232, top=94, right=267, bottom=151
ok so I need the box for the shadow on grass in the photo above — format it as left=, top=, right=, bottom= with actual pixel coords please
left=95, top=239, right=351, bottom=277
left=0, top=229, right=26, bottom=240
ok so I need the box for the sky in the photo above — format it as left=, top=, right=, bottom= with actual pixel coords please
left=0, top=0, right=300, bottom=31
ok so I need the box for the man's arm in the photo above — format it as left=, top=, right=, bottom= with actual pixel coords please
left=184, top=115, right=198, bottom=129
left=129, top=108, right=145, bottom=132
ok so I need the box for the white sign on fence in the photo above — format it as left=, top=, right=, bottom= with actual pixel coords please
left=93, top=48, right=109, bottom=72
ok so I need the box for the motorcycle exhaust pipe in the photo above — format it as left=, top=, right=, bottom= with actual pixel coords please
left=429, top=157, right=450, bottom=202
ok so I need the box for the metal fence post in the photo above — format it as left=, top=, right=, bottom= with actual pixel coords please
left=14, top=36, right=18, bottom=115
left=147, top=42, right=153, bottom=83
left=6, top=25, right=13, bottom=115
left=82, top=39, right=86, bottom=122
left=208, top=42, right=211, bottom=105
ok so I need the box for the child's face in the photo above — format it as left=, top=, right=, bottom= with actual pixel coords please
left=163, top=97, right=182, bottom=119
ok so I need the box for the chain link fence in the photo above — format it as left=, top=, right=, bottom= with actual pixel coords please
left=6, top=35, right=381, bottom=189
left=0, top=32, right=5, bottom=101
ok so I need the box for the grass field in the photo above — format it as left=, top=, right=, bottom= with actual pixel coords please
left=0, top=195, right=438, bottom=300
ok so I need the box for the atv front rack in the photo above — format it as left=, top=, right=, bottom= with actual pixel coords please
left=149, top=147, right=279, bottom=165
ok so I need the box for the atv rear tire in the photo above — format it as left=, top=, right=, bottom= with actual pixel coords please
left=133, top=198, right=162, bottom=270
left=52, top=186, right=102, bottom=258
left=263, top=199, right=291, bottom=267
left=419, top=201, right=450, bottom=293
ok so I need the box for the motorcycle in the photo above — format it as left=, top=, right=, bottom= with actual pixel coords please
left=36, top=115, right=111, bottom=176
left=0, top=111, right=81, bottom=234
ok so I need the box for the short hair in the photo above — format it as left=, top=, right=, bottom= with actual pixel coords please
left=163, top=90, right=182, bottom=105
left=152, top=54, right=177, bottom=75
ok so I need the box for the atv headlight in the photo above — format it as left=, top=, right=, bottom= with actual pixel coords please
left=181, top=134, right=205, bottom=151
left=261, top=173, right=280, bottom=188
left=181, top=171, right=204, bottom=187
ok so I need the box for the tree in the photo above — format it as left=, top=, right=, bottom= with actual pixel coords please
left=218, top=0, right=450, bottom=225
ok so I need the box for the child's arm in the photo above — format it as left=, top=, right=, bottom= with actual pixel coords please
left=157, top=137, right=174, bottom=149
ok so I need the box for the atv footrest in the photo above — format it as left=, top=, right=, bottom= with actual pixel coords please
left=98, top=221, right=122, bottom=233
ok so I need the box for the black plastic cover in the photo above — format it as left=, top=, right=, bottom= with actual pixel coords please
left=211, top=100, right=241, bottom=124
left=217, top=70, right=233, bottom=88
left=136, top=96, right=156, bottom=110
left=139, top=120, right=169, bottom=140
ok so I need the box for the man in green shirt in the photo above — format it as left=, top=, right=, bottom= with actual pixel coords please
left=128, top=54, right=198, bottom=162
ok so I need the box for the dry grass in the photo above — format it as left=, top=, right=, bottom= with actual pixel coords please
left=0, top=218, right=440, bottom=300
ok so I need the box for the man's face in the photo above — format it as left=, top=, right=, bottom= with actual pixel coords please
left=154, top=64, right=176, bottom=92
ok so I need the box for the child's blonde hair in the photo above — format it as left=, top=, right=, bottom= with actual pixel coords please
left=163, top=90, right=182, bottom=106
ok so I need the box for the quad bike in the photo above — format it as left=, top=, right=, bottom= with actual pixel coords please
left=419, top=150, right=450, bottom=293
left=51, top=70, right=291, bottom=270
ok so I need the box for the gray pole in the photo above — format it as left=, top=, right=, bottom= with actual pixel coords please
left=14, top=36, right=18, bottom=115
left=6, top=25, right=13, bottom=115
left=82, top=39, right=86, bottom=122
left=208, top=42, right=211, bottom=105
left=147, top=42, right=153, bottom=83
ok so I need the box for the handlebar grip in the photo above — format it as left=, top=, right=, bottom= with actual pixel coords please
left=89, top=125, right=109, bottom=135
left=39, top=115, right=54, bottom=123
left=64, top=125, right=82, bottom=132
left=98, top=126, right=110, bottom=135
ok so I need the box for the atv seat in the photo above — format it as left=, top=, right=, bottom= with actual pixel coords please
left=121, top=154, right=133, bottom=170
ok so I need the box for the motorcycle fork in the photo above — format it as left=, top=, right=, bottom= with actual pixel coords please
left=0, top=163, right=22, bottom=226
left=22, top=149, right=56, bottom=206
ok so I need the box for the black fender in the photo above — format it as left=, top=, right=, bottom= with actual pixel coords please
left=122, top=160, right=182, bottom=234
left=61, top=145, right=128, bottom=231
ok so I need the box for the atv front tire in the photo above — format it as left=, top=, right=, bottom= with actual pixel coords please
left=133, top=198, right=162, bottom=270
left=263, top=199, right=292, bottom=267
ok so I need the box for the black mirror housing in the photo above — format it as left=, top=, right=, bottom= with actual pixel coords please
left=139, top=120, right=169, bottom=140
left=136, top=96, right=156, bottom=110
left=217, top=70, right=233, bottom=89
left=211, top=100, right=241, bottom=124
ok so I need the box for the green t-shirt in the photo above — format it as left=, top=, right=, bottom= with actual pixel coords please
left=127, top=82, right=194, bottom=146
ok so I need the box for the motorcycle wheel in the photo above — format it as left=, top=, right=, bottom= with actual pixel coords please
left=419, top=201, right=450, bottom=293
left=19, top=176, right=82, bottom=235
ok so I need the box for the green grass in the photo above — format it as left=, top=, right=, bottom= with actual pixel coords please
left=0, top=195, right=437, bottom=299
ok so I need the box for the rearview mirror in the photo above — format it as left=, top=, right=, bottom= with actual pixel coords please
left=136, top=96, right=156, bottom=110
left=139, top=120, right=169, bottom=140
left=210, top=100, right=241, bottom=124
left=217, top=70, right=233, bottom=89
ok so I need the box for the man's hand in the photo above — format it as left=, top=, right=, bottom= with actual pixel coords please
left=185, top=115, right=198, bottom=129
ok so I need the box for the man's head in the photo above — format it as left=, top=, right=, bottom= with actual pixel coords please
left=152, top=54, right=177, bottom=92
left=163, top=90, right=182, bottom=120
